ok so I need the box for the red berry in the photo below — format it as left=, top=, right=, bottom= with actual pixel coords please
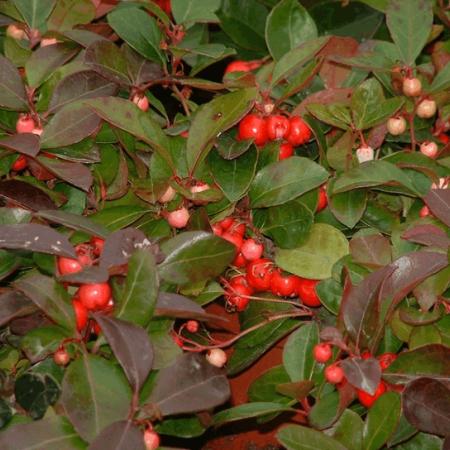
left=11, top=154, right=27, bottom=171
left=222, top=231, right=244, bottom=251
left=90, top=237, right=104, bottom=257
left=16, top=114, right=35, bottom=134
left=357, top=381, right=386, bottom=408
left=279, top=142, right=294, bottom=160
left=158, top=186, right=176, bottom=203
left=313, top=343, right=332, bottom=363
left=437, top=134, right=449, bottom=144
left=206, top=348, right=227, bottom=367
left=286, top=116, right=311, bottom=146
left=316, top=186, right=328, bottom=212
left=419, top=205, right=431, bottom=217
left=266, top=115, right=290, bottom=141
left=143, top=428, right=160, bottom=450
left=186, top=320, right=199, bottom=333
left=167, top=207, right=190, bottom=228
left=297, top=279, right=321, bottom=307
left=73, top=299, right=88, bottom=331
left=78, top=282, right=111, bottom=310
left=361, top=350, right=372, bottom=360
left=225, top=276, right=253, bottom=311
left=232, top=251, right=247, bottom=268
left=238, top=114, right=268, bottom=146
left=420, top=141, right=438, bottom=158
left=229, top=222, right=246, bottom=237
left=377, top=352, right=397, bottom=370
left=270, top=269, right=299, bottom=297
left=53, top=349, right=70, bottom=366
left=246, top=258, right=274, bottom=291
left=224, top=60, right=251, bottom=75
left=402, top=77, right=422, bottom=97
left=58, top=256, right=83, bottom=275
left=325, top=365, right=345, bottom=384
left=211, top=223, right=223, bottom=236
left=241, top=238, right=264, bottom=261
left=218, top=217, right=235, bottom=230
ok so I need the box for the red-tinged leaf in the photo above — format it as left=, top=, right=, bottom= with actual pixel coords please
left=383, top=345, right=450, bottom=384
left=402, top=224, right=450, bottom=249
left=0, top=223, right=76, bottom=257
left=59, top=265, right=110, bottom=284
left=88, top=420, right=145, bottom=450
left=0, top=134, right=40, bottom=157
left=350, top=233, right=392, bottom=268
left=340, top=265, right=395, bottom=349
left=424, top=189, right=450, bottom=227
left=147, top=353, right=230, bottom=416
left=0, top=180, right=57, bottom=211
left=93, top=315, right=153, bottom=392
left=340, top=357, right=381, bottom=395
left=403, top=378, right=450, bottom=437
left=36, top=156, right=93, bottom=191
left=294, top=88, right=353, bottom=116
left=0, top=290, right=37, bottom=327
left=13, top=272, right=76, bottom=332
left=0, top=54, right=28, bottom=111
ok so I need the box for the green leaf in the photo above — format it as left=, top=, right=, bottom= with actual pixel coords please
left=429, top=62, right=450, bottom=94
left=248, top=365, right=291, bottom=403
left=90, top=206, right=149, bottom=231
left=47, top=0, right=95, bottom=32
left=332, top=160, right=421, bottom=197
left=12, top=0, right=55, bottom=29
left=249, top=157, right=328, bottom=208
left=329, top=184, right=367, bottom=228
left=172, top=0, right=220, bottom=26
left=307, top=103, right=352, bottom=129
left=275, top=223, right=349, bottom=279
left=156, top=416, right=206, bottom=438
left=61, top=353, right=131, bottom=443
left=13, top=272, right=76, bottom=332
left=214, top=402, right=293, bottom=426
left=0, top=416, right=87, bottom=450
left=116, top=250, right=158, bottom=327
left=271, top=36, right=329, bottom=86
left=329, top=409, right=364, bottom=450
left=394, top=432, right=444, bottom=450
left=159, top=231, right=235, bottom=285
left=277, top=424, right=349, bottom=450
left=0, top=54, right=28, bottom=111
left=253, top=199, right=314, bottom=249
left=386, top=0, right=433, bottom=65
left=363, top=392, right=401, bottom=450
left=283, top=322, right=319, bottom=382
left=21, top=326, right=69, bottom=362
left=209, top=146, right=258, bottom=203
left=308, top=390, right=342, bottom=430
left=107, top=6, right=165, bottom=65
left=186, top=88, right=257, bottom=176
left=265, top=0, right=317, bottom=61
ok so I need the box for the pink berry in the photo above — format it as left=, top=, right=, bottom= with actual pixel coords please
left=167, top=207, right=190, bottom=228
left=6, top=24, right=27, bottom=40
left=416, top=99, right=437, bottom=119
left=420, top=141, right=438, bottom=158
left=132, top=94, right=149, bottom=112
left=206, top=348, right=227, bottom=368
left=186, top=320, right=199, bottom=333
left=158, top=185, right=176, bottom=203
left=313, top=343, right=332, bottom=363
left=53, top=349, right=70, bottom=366
left=143, top=428, right=160, bottom=450
left=419, top=205, right=431, bottom=217
left=241, top=238, right=263, bottom=261
left=356, top=145, right=374, bottom=163
left=40, top=37, right=59, bottom=47
left=387, top=116, right=406, bottom=135
left=16, top=114, right=35, bottom=134
left=32, top=126, right=43, bottom=136
left=324, top=365, right=345, bottom=384
left=402, top=77, right=422, bottom=97
left=190, top=182, right=210, bottom=194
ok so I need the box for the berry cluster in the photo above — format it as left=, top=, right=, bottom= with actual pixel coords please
left=57, top=237, right=112, bottom=334
left=313, top=342, right=399, bottom=408
left=237, top=113, right=312, bottom=160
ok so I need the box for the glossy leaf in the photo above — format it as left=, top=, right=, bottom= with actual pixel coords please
left=329, top=188, right=367, bottom=229
left=329, top=409, right=364, bottom=450
left=0, top=291, right=36, bottom=327
left=88, top=420, right=144, bottom=450
left=12, top=0, right=56, bottom=29
left=47, top=0, right=95, bottom=31
left=0, top=54, right=28, bottom=110
left=350, top=233, right=392, bottom=269
left=0, top=133, right=40, bottom=157
left=172, top=0, right=220, bottom=25
left=277, top=424, right=348, bottom=450
left=341, top=357, right=381, bottom=395
left=424, top=189, right=450, bottom=227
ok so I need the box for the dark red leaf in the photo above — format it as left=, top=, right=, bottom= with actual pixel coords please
left=424, top=189, right=450, bottom=227
left=402, top=224, right=450, bottom=249
left=350, top=233, right=392, bottom=268
left=294, top=88, right=353, bottom=116
left=59, top=266, right=110, bottom=284
left=0, top=134, right=40, bottom=157
left=340, top=357, right=381, bottom=395
left=0, top=180, right=57, bottom=211
left=0, top=290, right=37, bottom=327
left=88, top=420, right=145, bottom=450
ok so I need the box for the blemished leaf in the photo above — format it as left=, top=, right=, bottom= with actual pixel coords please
left=340, top=357, right=381, bottom=396
left=25, top=43, right=79, bottom=88
left=107, top=6, right=165, bottom=65
left=186, top=87, right=257, bottom=176
left=403, top=378, right=450, bottom=438
left=47, top=0, right=95, bottom=32
left=0, top=133, right=40, bottom=157
left=0, top=223, right=76, bottom=258
left=275, top=223, right=349, bottom=280
left=383, top=345, right=450, bottom=384
left=283, top=322, right=319, bottom=382
left=386, top=0, right=433, bottom=65
left=424, top=189, right=450, bottom=227
left=363, top=392, right=401, bottom=450
left=93, top=315, right=153, bottom=392
left=0, top=54, right=28, bottom=110
left=49, top=70, right=118, bottom=113
left=277, top=424, right=349, bottom=450
left=209, top=146, right=258, bottom=203
left=0, top=416, right=87, bottom=450
left=61, top=353, right=132, bottom=443
left=171, top=0, right=220, bottom=25
left=41, top=102, right=102, bottom=148
left=12, top=0, right=56, bottom=29
left=249, top=157, right=328, bottom=208
left=214, top=402, right=294, bottom=426
left=148, top=353, right=230, bottom=416
left=88, top=420, right=145, bottom=450
left=116, top=249, right=159, bottom=327
left=265, top=0, right=317, bottom=61
left=159, top=231, right=235, bottom=285
left=13, top=272, right=76, bottom=332
left=84, top=40, right=131, bottom=86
